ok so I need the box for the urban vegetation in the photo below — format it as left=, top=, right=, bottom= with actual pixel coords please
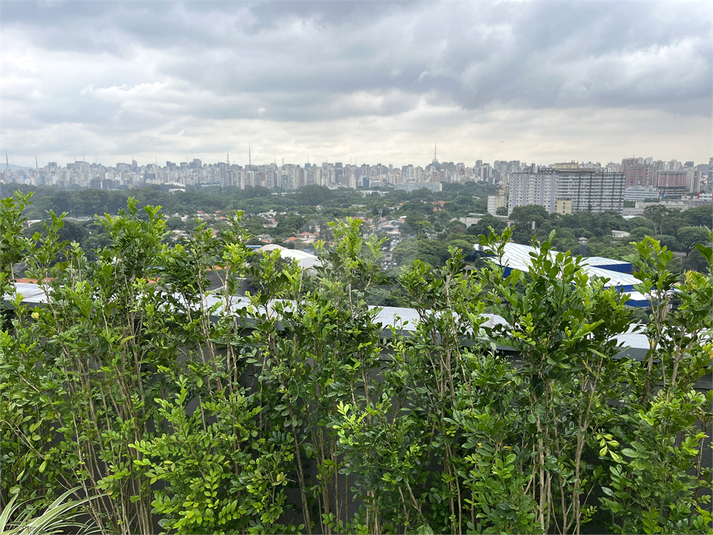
left=3, top=182, right=711, bottom=281
left=1, top=190, right=712, bottom=534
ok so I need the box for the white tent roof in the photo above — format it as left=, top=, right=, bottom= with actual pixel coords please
left=259, top=244, right=321, bottom=269
left=581, top=256, right=633, bottom=269
left=5, top=282, right=652, bottom=361
left=476, top=242, right=640, bottom=292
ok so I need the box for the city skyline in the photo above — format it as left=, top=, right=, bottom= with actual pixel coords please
left=4, top=152, right=709, bottom=170
left=4, top=152, right=707, bottom=196
left=2, top=1, right=711, bottom=167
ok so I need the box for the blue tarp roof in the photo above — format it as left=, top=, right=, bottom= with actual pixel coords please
left=582, top=256, right=633, bottom=273
left=474, top=242, right=645, bottom=305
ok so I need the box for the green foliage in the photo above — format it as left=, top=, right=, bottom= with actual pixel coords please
left=2, top=196, right=712, bottom=535
left=509, top=204, right=549, bottom=232
left=0, top=192, right=33, bottom=293
left=644, top=204, right=669, bottom=235
left=677, top=226, right=710, bottom=256
left=130, top=381, right=294, bottom=534
left=600, top=391, right=713, bottom=534
left=478, top=227, right=636, bottom=534
left=462, top=446, right=539, bottom=534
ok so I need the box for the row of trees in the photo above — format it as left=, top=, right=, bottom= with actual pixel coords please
left=1, top=192, right=712, bottom=534
left=0, top=183, right=494, bottom=222
left=6, top=183, right=711, bottom=268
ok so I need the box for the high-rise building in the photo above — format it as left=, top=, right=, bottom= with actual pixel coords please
left=556, top=169, right=625, bottom=213
left=621, top=157, right=656, bottom=188
left=508, top=172, right=557, bottom=215
left=509, top=168, right=625, bottom=215
left=657, top=170, right=688, bottom=196
left=487, top=194, right=507, bottom=215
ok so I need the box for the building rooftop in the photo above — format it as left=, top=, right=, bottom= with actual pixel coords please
left=7, top=281, right=651, bottom=361
left=474, top=242, right=643, bottom=302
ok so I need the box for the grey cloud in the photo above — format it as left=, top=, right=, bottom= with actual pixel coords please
left=173, top=2, right=710, bottom=116
left=244, top=1, right=412, bottom=32
left=7, top=1, right=710, bottom=118
left=1, top=0, right=711, bottom=165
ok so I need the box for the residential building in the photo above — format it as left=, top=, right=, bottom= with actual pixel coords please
left=508, top=172, right=557, bottom=215
left=556, top=169, right=625, bottom=213
left=509, top=168, right=624, bottom=215
left=487, top=194, right=507, bottom=215
left=657, top=170, right=688, bottom=196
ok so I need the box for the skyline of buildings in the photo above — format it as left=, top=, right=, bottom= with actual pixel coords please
left=2, top=153, right=712, bottom=217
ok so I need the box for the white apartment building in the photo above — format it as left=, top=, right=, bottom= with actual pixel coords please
left=556, top=170, right=625, bottom=213
left=508, top=172, right=557, bottom=215
left=509, top=168, right=625, bottom=215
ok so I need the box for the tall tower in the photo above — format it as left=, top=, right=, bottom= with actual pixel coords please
left=433, top=144, right=438, bottom=164
left=226, top=151, right=231, bottom=187
left=5, top=152, right=8, bottom=170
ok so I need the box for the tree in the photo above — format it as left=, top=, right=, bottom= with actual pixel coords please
left=661, top=208, right=686, bottom=237
left=409, top=188, right=433, bottom=201
left=643, top=204, right=668, bottom=235
left=403, top=215, right=432, bottom=235
left=624, top=217, right=654, bottom=232
left=509, top=205, right=549, bottom=232
left=445, top=238, right=475, bottom=256
left=274, top=214, right=306, bottom=238
left=676, top=226, right=710, bottom=256
left=296, top=185, right=333, bottom=206
left=3, top=195, right=713, bottom=535
left=243, top=216, right=267, bottom=236
left=683, top=205, right=713, bottom=228
left=0, top=192, right=32, bottom=286
left=629, top=226, right=654, bottom=242
left=392, top=238, right=419, bottom=265
left=479, top=228, right=633, bottom=533
left=466, top=213, right=507, bottom=237
left=654, top=234, right=678, bottom=252
left=415, top=237, right=449, bottom=266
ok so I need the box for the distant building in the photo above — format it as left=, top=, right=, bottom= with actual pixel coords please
left=393, top=182, right=442, bottom=193
left=657, top=170, right=688, bottom=196
left=624, top=186, right=660, bottom=202
left=509, top=167, right=624, bottom=215
left=259, top=244, right=320, bottom=270
left=621, top=158, right=656, bottom=188
left=458, top=216, right=483, bottom=228
left=555, top=169, right=625, bottom=213
left=508, top=172, right=557, bottom=215
left=555, top=200, right=572, bottom=215
left=487, top=194, right=506, bottom=215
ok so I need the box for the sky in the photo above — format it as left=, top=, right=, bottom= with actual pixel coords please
left=1, top=0, right=711, bottom=168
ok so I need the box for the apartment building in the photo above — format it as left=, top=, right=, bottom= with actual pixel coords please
left=509, top=167, right=625, bottom=215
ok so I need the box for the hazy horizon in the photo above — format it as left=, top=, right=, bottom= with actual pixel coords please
left=2, top=1, right=711, bottom=168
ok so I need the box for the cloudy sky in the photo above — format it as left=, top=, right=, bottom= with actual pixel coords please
left=2, top=0, right=711, bottom=168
